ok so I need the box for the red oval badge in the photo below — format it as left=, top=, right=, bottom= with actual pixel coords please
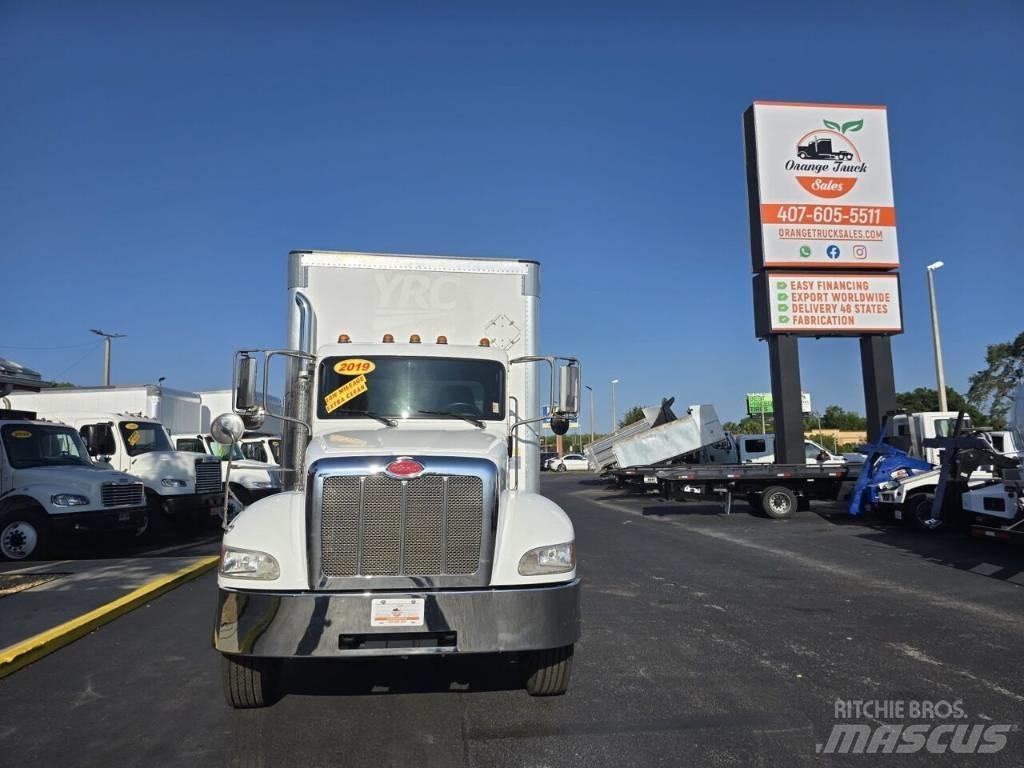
left=385, top=458, right=424, bottom=478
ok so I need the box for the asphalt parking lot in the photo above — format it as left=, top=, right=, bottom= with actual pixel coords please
left=2, top=474, right=1022, bottom=767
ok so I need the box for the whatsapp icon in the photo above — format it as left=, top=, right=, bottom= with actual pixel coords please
left=799, top=245, right=812, bottom=258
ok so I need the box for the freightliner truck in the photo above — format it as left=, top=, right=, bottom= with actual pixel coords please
left=211, top=250, right=582, bottom=707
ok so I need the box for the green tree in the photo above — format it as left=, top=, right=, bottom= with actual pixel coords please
left=820, top=404, right=867, bottom=430
left=967, top=331, right=1023, bottom=428
left=618, top=406, right=646, bottom=429
left=723, top=416, right=773, bottom=435
left=896, top=387, right=987, bottom=425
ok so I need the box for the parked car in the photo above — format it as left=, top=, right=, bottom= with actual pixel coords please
left=547, top=453, right=590, bottom=472
left=540, top=451, right=557, bottom=471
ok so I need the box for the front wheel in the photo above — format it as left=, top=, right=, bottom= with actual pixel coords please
left=0, top=505, right=50, bottom=561
left=557, top=464, right=567, bottom=472
left=905, top=494, right=942, bottom=532
left=761, top=486, right=798, bottom=520
left=525, top=644, right=574, bottom=696
left=222, top=654, right=282, bottom=708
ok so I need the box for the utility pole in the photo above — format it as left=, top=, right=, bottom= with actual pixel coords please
left=611, top=379, right=619, bottom=433
left=926, top=262, right=948, bottom=411
left=90, top=329, right=126, bottom=386
left=584, top=385, right=595, bottom=448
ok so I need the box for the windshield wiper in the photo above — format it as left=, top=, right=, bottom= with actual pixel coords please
left=344, top=410, right=397, bottom=427
left=417, top=410, right=485, bottom=429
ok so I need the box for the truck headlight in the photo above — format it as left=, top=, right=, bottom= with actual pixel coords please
left=518, top=542, right=575, bottom=576
left=161, top=478, right=188, bottom=488
left=220, top=547, right=280, bottom=579
left=246, top=481, right=273, bottom=489
left=51, top=493, right=90, bottom=507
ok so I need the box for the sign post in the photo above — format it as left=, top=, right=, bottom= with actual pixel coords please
left=744, top=100, right=902, bottom=461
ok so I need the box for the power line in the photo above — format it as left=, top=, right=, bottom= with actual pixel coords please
left=0, top=342, right=100, bottom=351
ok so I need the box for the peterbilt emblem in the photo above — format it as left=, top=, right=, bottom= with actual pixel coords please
left=384, top=458, right=425, bottom=479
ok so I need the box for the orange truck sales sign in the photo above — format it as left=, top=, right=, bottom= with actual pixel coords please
left=753, top=271, right=903, bottom=336
left=744, top=101, right=899, bottom=271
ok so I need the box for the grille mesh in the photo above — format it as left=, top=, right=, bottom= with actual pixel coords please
left=101, top=482, right=145, bottom=508
left=194, top=461, right=222, bottom=494
left=320, top=473, right=483, bottom=577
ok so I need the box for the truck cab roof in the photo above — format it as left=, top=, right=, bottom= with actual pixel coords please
left=314, top=341, right=510, bottom=363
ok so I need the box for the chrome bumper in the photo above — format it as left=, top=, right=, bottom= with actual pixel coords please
left=214, top=579, right=581, bottom=658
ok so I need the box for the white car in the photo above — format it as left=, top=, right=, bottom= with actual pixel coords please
left=547, top=453, right=590, bottom=472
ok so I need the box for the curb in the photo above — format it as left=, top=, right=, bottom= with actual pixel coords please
left=0, top=555, right=219, bottom=679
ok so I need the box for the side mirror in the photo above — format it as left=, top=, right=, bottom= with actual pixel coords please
left=81, top=424, right=115, bottom=457
left=558, top=363, right=581, bottom=416
left=235, top=355, right=258, bottom=411
left=211, top=413, right=246, bottom=446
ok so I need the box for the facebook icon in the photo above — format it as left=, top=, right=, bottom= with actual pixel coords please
left=826, top=244, right=841, bottom=260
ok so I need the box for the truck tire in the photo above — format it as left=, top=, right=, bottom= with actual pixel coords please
left=761, top=486, right=798, bottom=520
left=0, top=502, right=50, bottom=561
left=525, top=644, right=574, bottom=696
left=905, top=493, right=942, bottom=532
left=222, top=654, right=281, bottom=708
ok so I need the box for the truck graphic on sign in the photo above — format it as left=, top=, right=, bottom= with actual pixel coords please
left=796, top=136, right=854, bottom=162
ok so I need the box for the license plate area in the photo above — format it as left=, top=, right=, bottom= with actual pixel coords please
left=370, top=597, right=425, bottom=627
left=339, top=631, right=455, bottom=650
left=644, top=476, right=657, bottom=485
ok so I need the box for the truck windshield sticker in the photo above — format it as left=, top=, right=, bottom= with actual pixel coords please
left=124, top=422, right=139, bottom=430
left=334, top=358, right=376, bottom=376
left=324, top=375, right=369, bottom=414
left=127, top=430, right=141, bottom=447
left=10, top=430, right=31, bottom=438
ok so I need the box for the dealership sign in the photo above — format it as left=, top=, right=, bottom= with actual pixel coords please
left=746, top=392, right=811, bottom=416
left=745, top=101, right=899, bottom=270
left=754, top=271, right=903, bottom=335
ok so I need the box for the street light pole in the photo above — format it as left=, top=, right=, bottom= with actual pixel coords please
left=90, top=329, right=126, bottom=387
left=926, top=262, right=948, bottom=411
left=584, top=385, right=595, bottom=447
left=610, top=379, right=619, bottom=432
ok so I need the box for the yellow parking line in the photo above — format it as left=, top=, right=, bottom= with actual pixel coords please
left=0, top=555, right=219, bottom=678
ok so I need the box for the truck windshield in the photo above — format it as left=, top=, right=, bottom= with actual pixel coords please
left=317, top=356, right=505, bottom=421
left=203, top=436, right=244, bottom=461
left=1, top=424, right=93, bottom=469
left=119, top=421, right=173, bottom=457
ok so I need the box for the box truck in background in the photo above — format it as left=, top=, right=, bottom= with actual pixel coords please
left=212, top=249, right=581, bottom=707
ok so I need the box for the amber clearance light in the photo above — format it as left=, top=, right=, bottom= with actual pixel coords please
left=385, top=458, right=424, bottom=478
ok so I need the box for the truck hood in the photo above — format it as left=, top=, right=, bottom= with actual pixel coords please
left=15, top=465, right=140, bottom=495
left=308, top=427, right=507, bottom=468
left=128, top=450, right=213, bottom=481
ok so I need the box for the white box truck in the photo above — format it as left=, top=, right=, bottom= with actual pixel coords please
left=211, top=249, right=581, bottom=707
left=8, top=387, right=223, bottom=527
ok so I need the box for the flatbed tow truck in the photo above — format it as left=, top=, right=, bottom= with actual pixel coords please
left=653, top=462, right=849, bottom=518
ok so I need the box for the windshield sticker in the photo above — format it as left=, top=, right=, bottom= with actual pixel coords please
left=491, top=402, right=500, bottom=414
left=124, top=422, right=139, bottom=430
left=10, top=430, right=31, bottom=438
left=334, top=358, right=376, bottom=376
left=127, top=431, right=141, bottom=447
left=324, top=374, right=369, bottom=414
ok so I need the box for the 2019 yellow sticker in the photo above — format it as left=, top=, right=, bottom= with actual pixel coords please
left=334, top=358, right=375, bottom=376
left=324, top=375, right=369, bottom=414
left=127, top=431, right=141, bottom=447
left=10, top=430, right=31, bottom=439
left=124, top=422, right=139, bottom=430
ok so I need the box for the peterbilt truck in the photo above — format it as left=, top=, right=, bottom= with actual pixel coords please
left=212, top=250, right=581, bottom=707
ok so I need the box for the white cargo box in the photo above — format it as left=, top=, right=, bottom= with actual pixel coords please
left=611, top=405, right=725, bottom=469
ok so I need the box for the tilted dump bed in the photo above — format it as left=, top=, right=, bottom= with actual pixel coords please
left=587, top=399, right=676, bottom=472
left=611, top=405, right=724, bottom=469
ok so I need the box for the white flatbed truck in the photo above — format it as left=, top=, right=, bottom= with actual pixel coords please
left=211, top=249, right=582, bottom=707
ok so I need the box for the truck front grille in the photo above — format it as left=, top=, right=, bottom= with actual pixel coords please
left=320, top=474, right=483, bottom=577
left=101, top=482, right=145, bottom=508
left=194, top=460, right=222, bottom=494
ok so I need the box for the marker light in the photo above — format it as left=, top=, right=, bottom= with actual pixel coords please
left=337, top=334, right=351, bottom=343
left=409, top=334, right=421, bottom=343
left=479, top=338, right=491, bottom=347
left=436, top=335, right=448, bottom=344
left=385, top=458, right=425, bottom=478
left=382, top=334, right=394, bottom=343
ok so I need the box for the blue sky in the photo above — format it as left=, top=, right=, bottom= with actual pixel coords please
left=1, top=1, right=1021, bottom=432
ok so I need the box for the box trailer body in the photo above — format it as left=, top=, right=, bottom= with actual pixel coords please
left=8, top=386, right=204, bottom=434
left=214, top=250, right=581, bottom=706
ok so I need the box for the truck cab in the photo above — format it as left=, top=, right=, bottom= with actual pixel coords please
left=0, top=410, right=147, bottom=560
left=213, top=250, right=581, bottom=707
left=239, top=435, right=282, bottom=466
left=704, top=433, right=845, bottom=466
left=51, top=413, right=223, bottom=527
left=171, top=433, right=281, bottom=505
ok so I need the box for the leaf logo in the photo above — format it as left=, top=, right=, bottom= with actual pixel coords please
left=824, top=118, right=863, bottom=135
